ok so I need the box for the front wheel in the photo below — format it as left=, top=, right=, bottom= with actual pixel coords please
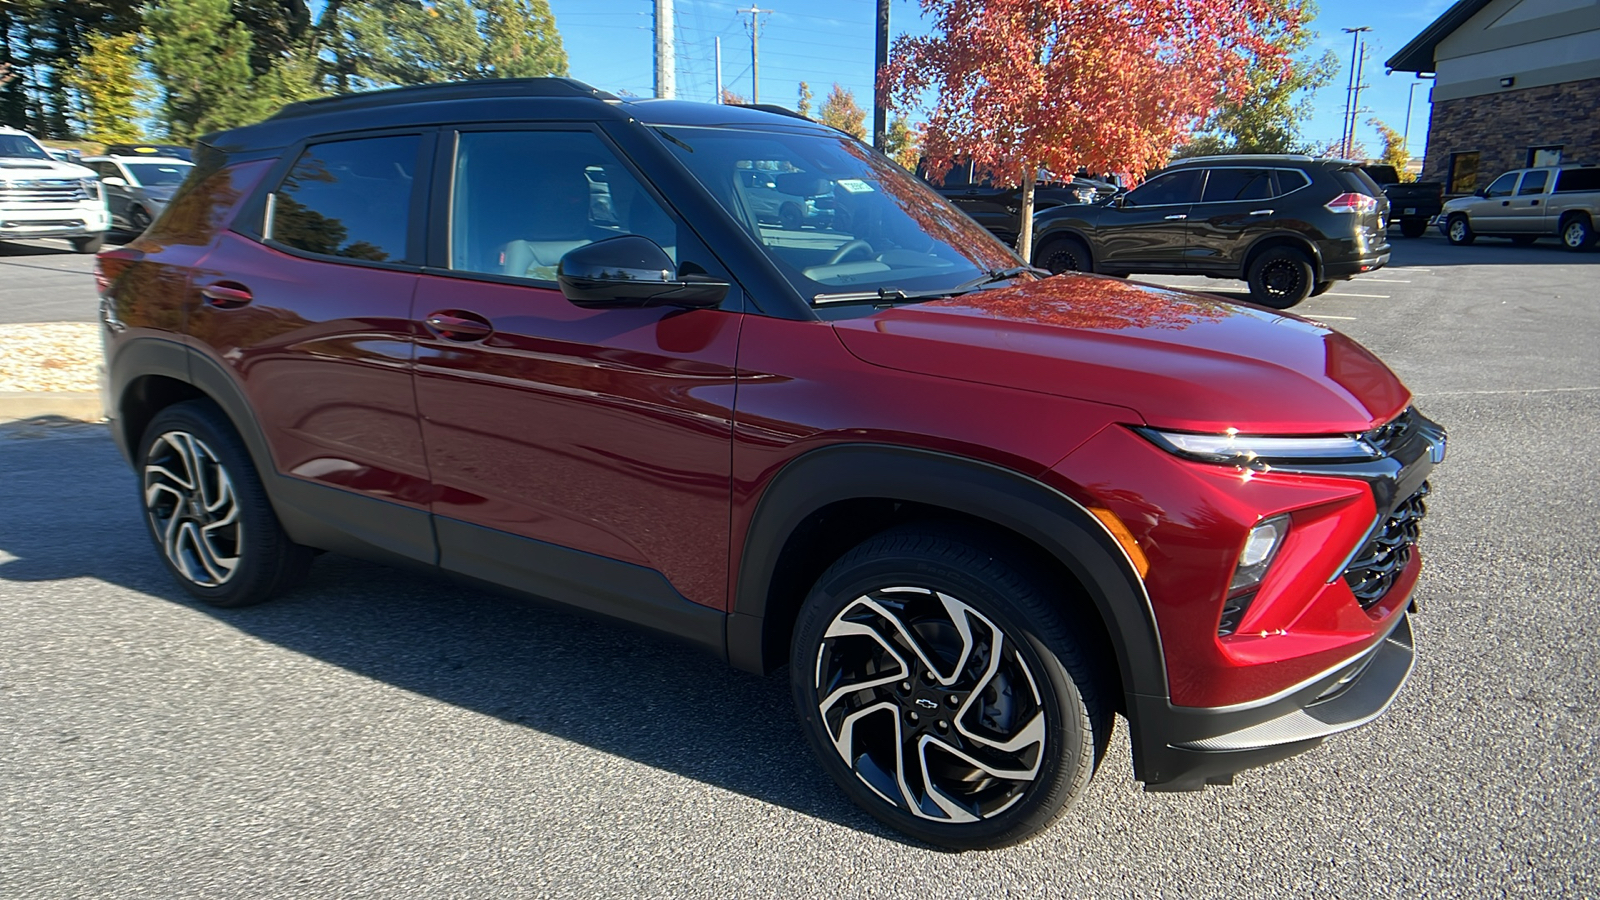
left=1311, top=280, right=1335, bottom=297
left=139, top=400, right=312, bottom=607
left=791, top=527, right=1108, bottom=850
left=70, top=234, right=104, bottom=254
left=1035, top=236, right=1092, bottom=275
left=1562, top=215, right=1594, bottom=251
left=1246, top=247, right=1315, bottom=309
left=1446, top=214, right=1475, bottom=245
left=1399, top=218, right=1428, bottom=239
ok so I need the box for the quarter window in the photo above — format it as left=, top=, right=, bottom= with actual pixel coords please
left=449, top=130, right=677, bottom=281
left=1273, top=169, right=1310, bottom=193
left=1200, top=168, right=1273, bottom=202
left=268, top=135, right=418, bottom=262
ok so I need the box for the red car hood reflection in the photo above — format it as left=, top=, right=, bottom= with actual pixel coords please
left=831, top=274, right=1411, bottom=434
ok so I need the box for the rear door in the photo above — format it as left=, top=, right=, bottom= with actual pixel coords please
left=1184, top=166, right=1276, bottom=272
left=1093, top=168, right=1201, bottom=270
left=1505, top=169, right=1551, bottom=232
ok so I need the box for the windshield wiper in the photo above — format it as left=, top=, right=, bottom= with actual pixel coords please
left=811, top=267, right=1047, bottom=307
left=948, top=265, right=1049, bottom=294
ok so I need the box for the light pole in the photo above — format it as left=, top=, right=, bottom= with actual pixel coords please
left=1403, top=80, right=1424, bottom=155
left=1341, top=27, right=1372, bottom=158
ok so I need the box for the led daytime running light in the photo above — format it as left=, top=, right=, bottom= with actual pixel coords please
left=1136, top=427, right=1380, bottom=465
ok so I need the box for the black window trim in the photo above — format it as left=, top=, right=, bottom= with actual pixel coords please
left=234, top=126, right=438, bottom=274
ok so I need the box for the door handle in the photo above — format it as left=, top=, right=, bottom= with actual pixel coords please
left=1531, top=199, right=1540, bottom=206
left=200, top=282, right=252, bottom=309
left=1249, top=209, right=1274, bottom=216
left=424, top=310, right=494, bottom=342
left=1164, top=214, right=1187, bottom=220
left=1501, top=200, right=1510, bottom=206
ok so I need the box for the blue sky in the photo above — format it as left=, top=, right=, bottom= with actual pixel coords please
left=550, top=0, right=1457, bottom=158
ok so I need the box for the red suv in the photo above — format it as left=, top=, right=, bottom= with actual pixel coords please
left=97, top=79, right=1446, bottom=850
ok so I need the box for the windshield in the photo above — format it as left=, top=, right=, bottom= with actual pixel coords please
left=0, top=134, right=52, bottom=161
left=656, top=126, right=1021, bottom=302
left=124, top=162, right=191, bottom=187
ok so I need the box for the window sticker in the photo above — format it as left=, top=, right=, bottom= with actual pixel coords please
left=835, top=178, right=875, bottom=194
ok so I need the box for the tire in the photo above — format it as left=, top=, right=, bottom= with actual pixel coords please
left=138, top=400, right=312, bottom=607
left=1446, top=214, right=1475, bottom=245
left=1311, top=280, right=1335, bottom=297
left=1246, top=247, right=1315, bottom=309
left=1399, top=217, right=1428, bottom=239
left=1561, top=214, right=1595, bottom=252
left=1509, top=235, right=1538, bottom=246
left=790, top=526, right=1109, bottom=850
left=70, top=233, right=104, bottom=254
left=1035, top=236, right=1092, bottom=275
left=129, top=205, right=153, bottom=233
left=779, top=202, right=804, bottom=231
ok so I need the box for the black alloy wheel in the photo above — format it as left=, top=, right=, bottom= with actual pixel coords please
left=1446, top=214, right=1475, bottom=245
left=139, top=400, right=312, bottom=607
left=1399, top=218, right=1428, bottom=239
left=1310, top=280, right=1335, bottom=297
left=1561, top=215, right=1594, bottom=251
left=1246, top=247, right=1315, bottom=309
left=791, top=527, right=1108, bottom=850
left=1036, top=237, right=1091, bottom=275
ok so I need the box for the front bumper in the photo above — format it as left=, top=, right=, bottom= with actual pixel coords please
left=1131, top=612, right=1415, bottom=790
left=0, top=204, right=110, bottom=239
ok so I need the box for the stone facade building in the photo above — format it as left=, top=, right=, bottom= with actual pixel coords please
left=1388, top=0, right=1600, bottom=195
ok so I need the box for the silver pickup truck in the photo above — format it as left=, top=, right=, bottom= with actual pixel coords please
left=1441, top=164, right=1600, bottom=251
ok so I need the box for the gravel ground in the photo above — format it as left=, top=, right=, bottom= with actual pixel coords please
left=0, top=323, right=101, bottom=392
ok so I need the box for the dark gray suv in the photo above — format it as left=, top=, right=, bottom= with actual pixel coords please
left=1031, top=154, right=1391, bottom=308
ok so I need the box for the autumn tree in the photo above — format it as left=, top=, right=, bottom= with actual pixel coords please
left=817, top=83, right=866, bottom=140
left=720, top=88, right=746, bottom=105
left=63, top=32, right=147, bottom=143
left=885, top=116, right=919, bottom=170
left=1367, top=117, right=1412, bottom=179
left=885, top=0, right=1295, bottom=260
left=797, top=81, right=813, bottom=117
left=1175, top=0, right=1335, bottom=158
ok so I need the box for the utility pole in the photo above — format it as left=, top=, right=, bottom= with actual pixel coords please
left=1403, top=79, right=1424, bottom=156
left=654, top=0, right=675, bottom=99
left=739, top=5, right=770, bottom=104
left=873, top=0, right=889, bottom=150
left=1350, top=39, right=1372, bottom=159
left=715, top=36, right=723, bottom=104
left=1340, top=26, right=1371, bottom=158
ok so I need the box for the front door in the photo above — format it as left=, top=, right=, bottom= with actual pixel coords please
left=1094, top=168, right=1202, bottom=270
left=413, top=127, right=741, bottom=611
left=1474, top=171, right=1521, bottom=232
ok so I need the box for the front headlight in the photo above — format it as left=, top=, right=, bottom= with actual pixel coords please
left=1135, top=427, right=1379, bottom=467
left=82, top=178, right=101, bottom=200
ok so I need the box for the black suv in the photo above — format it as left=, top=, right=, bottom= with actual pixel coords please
left=1031, top=155, right=1391, bottom=308
left=917, top=158, right=1116, bottom=245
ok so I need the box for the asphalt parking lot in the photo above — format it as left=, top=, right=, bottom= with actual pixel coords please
left=2, top=231, right=1597, bottom=898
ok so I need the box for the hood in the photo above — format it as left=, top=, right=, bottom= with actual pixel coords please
left=831, top=275, right=1411, bottom=434
left=0, top=158, right=96, bottom=180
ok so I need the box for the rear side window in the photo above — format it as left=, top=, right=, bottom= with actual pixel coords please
left=1517, top=171, right=1548, bottom=195
left=1555, top=168, right=1600, bottom=193
left=1201, top=168, right=1272, bottom=202
left=268, top=135, right=418, bottom=262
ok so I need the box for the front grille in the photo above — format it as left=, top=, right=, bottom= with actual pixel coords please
left=0, top=178, right=88, bottom=204
left=1343, top=482, right=1429, bottom=608
left=1364, top=406, right=1418, bottom=455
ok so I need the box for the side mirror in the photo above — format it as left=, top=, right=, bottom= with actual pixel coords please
left=558, top=235, right=729, bottom=310
left=1474, top=187, right=1488, bottom=198
left=103, top=176, right=127, bottom=187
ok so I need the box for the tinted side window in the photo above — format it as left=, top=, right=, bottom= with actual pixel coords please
left=1483, top=172, right=1519, bottom=199
left=450, top=130, right=677, bottom=281
left=1201, top=168, right=1272, bottom=202
left=1274, top=169, right=1310, bottom=193
left=1334, top=167, right=1382, bottom=197
left=269, top=135, right=418, bottom=262
left=1517, top=171, right=1548, bottom=195
left=1127, top=170, right=1201, bottom=206
left=1555, top=168, right=1600, bottom=193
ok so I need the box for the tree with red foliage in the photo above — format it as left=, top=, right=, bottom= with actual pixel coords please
left=884, top=0, right=1299, bottom=260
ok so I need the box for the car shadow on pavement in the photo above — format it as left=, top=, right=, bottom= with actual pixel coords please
left=0, top=427, right=915, bottom=845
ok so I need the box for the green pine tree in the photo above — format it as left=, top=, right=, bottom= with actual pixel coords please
left=147, top=0, right=279, bottom=138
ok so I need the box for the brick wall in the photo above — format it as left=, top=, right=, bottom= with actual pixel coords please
left=1420, top=76, right=1600, bottom=192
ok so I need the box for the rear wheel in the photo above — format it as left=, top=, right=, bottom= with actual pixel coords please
left=70, top=234, right=104, bottom=254
left=791, top=527, right=1108, bottom=850
left=1246, top=247, right=1315, bottom=309
left=1035, top=236, right=1092, bottom=275
left=779, top=202, right=804, bottom=231
left=138, top=400, right=312, bottom=607
left=129, top=205, right=153, bottom=233
left=1311, top=280, right=1335, bottom=297
left=1561, top=214, right=1594, bottom=251
left=1399, top=218, right=1428, bottom=239
left=1446, top=214, right=1475, bottom=245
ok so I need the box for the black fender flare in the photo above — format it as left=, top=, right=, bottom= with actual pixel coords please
left=726, top=444, right=1168, bottom=702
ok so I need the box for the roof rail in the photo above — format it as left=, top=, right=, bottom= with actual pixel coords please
left=269, top=77, right=617, bottom=121
left=727, top=103, right=815, bottom=123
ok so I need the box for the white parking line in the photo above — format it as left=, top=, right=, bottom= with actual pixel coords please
left=1360, top=279, right=1412, bottom=283
left=1327, top=292, right=1390, bottom=298
left=1313, top=315, right=1358, bottom=320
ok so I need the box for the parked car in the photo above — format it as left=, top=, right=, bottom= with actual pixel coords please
left=918, top=158, right=1116, bottom=244
left=1440, top=164, right=1600, bottom=250
left=1361, top=163, right=1443, bottom=238
left=103, top=142, right=194, bottom=163
left=738, top=168, right=831, bottom=230
left=83, top=155, right=194, bottom=233
left=1031, top=154, right=1391, bottom=308
left=0, top=125, right=109, bottom=252
left=97, top=78, right=1445, bottom=850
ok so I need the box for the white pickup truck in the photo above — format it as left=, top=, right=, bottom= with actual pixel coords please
left=1440, top=163, right=1600, bottom=251
left=0, top=126, right=110, bottom=253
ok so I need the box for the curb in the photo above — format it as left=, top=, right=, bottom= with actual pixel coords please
left=0, top=391, right=104, bottom=424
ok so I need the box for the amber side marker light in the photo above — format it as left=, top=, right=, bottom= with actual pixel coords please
left=1088, top=506, right=1150, bottom=578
